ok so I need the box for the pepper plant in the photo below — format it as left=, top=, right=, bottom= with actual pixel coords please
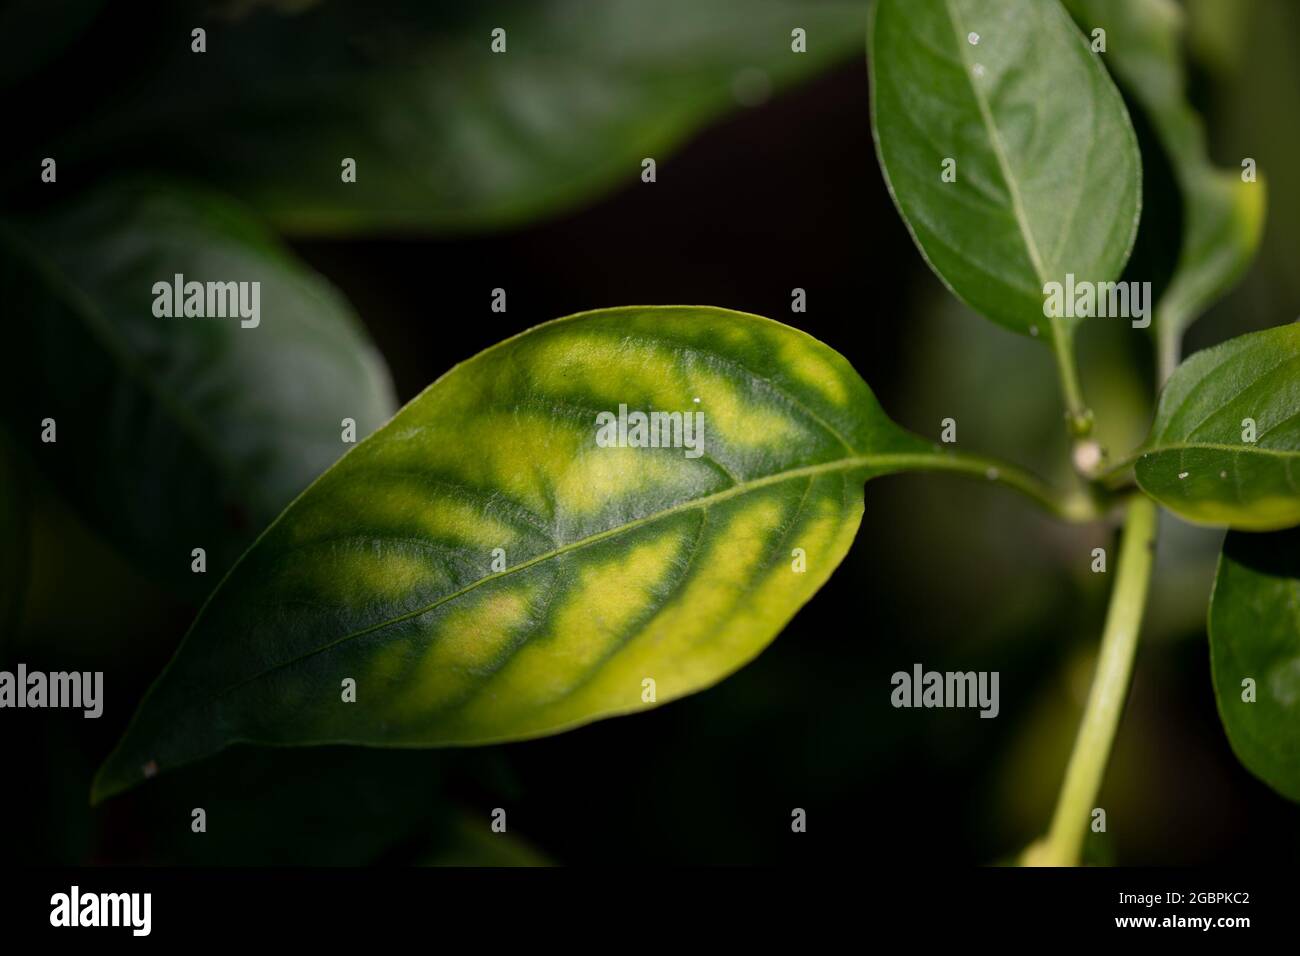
left=2, top=0, right=1293, bottom=866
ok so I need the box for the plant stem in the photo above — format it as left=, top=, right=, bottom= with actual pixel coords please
left=1156, top=313, right=1181, bottom=388
left=1033, top=494, right=1158, bottom=866
left=889, top=451, right=1102, bottom=524
left=1050, top=326, right=1093, bottom=438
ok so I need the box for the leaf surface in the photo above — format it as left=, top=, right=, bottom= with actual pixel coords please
left=1062, top=0, right=1264, bottom=348
left=0, top=181, right=396, bottom=593
left=423, top=813, right=552, bottom=867
left=1210, top=527, right=1300, bottom=801
left=93, top=306, right=938, bottom=801
left=1136, top=324, right=1300, bottom=530
left=869, top=0, right=1141, bottom=341
left=67, top=0, right=866, bottom=235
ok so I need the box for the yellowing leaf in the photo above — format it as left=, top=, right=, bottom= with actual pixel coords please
left=94, top=306, right=946, bottom=802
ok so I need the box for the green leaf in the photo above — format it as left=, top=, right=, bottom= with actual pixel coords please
left=422, top=813, right=552, bottom=867
left=1184, top=0, right=1255, bottom=76
left=116, top=745, right=450, bottom=865
left=1062, top=0, right=1265, bottom=355
left=868, top=0, right=1141, bottom=341
left=67, top=0, right=866, bottom=235
left=1210, top=527, right=1300, bottom=802
left=1135, top=323, right=1300, bottom=530
left=0, top=181, right=396, bottom=594
left=93, top=306, right=940, bottom=802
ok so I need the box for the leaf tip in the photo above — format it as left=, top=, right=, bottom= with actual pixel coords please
left=90, top=752, right=154, bottom=806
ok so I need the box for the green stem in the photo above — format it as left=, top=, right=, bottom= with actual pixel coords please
left=1050, top=326, right=1093, bottom=438
left=895, top=451, right=1101, bottom=524
left=1034, top=494, right=1158, bottom=866
left=1156, top=313, right=1181, bottom=388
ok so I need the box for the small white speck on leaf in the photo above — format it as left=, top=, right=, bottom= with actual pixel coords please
left=968, top=32, right=980, bottom=45
left=1178, top=471, right=1189, bottom=480
left=972, top=63, right=986, bottom=78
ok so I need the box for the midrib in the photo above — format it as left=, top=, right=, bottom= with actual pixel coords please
left=943, top=1, right=1059, bottom=335
left=1151, top=442, right=1300, bottom=461
left=204, top=452, right=908, bottom=705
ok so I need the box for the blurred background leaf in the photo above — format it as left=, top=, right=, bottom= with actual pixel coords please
left=0, top=0, right=102, bottom=87
left=1183, top=0, right=1300, bottom=349
left=4, top=722, right=537, bottom=865
left=12, top=469, right=184, bottom=666
left=1184, top=0, right=1253, bottom=77
left=40, top=0, right=868, bottom=235
left=100, top=746, right=449, bottom=865
left=0, top=180, right=396, bottom=595
left=421, top=812, right=551, bottom=867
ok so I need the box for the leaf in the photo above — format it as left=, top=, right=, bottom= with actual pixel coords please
left=422, top=813, right=552, bottom=868
left=1184, top=0, right=1256, bottom=76
left=1135, top=323, right=1300, bottom=530
left=1061, top=0, right=1265, bottom=350
left=0, top=181, right=396, bottom=594
left=117, top=746, right=449, bottom=865
left=62, top=0, right=866, bottom=236
left=1210, top=527, right=1300, bottom=802
left=92, top=306, right=940, bottom=802
left=868, top=0, right=1141, bottom=341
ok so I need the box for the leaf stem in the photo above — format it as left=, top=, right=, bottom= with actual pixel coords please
left=1030, top=494, right=1158, bottom=866
left=1156, top=314, right=1181, bottom=388
left=895, top=451, right=1102, bottom=524
left=1096, top=453, right=1141, bottom=491
left=1051, top=326, right=1094, bottom=439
